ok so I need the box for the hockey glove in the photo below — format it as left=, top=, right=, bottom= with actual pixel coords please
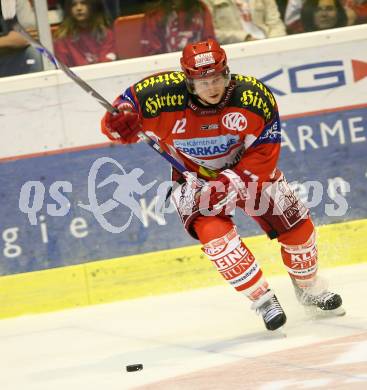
left=101, top=102, right=141, bottom=143
left=202, top=169, right=248, bottom=214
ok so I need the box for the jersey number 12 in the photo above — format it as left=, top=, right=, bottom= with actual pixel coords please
left=172, top=118, right=187, bottom=134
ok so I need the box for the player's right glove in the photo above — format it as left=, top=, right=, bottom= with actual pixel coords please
left=101, top=102, right=141, bottom=143
left=199, top=169, right=248, bottom=215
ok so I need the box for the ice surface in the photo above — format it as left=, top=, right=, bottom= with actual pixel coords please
left=0, top=264, right=366, bottom=390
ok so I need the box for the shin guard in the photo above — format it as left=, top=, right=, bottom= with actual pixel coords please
left=280, top=230, right=318, bottom=288
left=202, top=227, right=268, bottom=301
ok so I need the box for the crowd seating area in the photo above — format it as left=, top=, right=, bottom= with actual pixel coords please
left=1, top=0, right=367, bottom=76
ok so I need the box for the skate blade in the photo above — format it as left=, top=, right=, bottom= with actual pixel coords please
left=272, top=327, right=287, bottom=338
left=304, top=305, right=346, bottom=318
left=262, top=327, right=287, bottom=338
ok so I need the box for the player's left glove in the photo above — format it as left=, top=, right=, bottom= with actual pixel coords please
left=201, top=169, right=248, bottom=214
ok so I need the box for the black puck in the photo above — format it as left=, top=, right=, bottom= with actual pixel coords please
left=126, top=364, right=143, bottom=372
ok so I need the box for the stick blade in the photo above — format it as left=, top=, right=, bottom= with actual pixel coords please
left=1, top=0, right=16, bottom=20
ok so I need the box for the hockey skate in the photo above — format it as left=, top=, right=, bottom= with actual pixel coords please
left=292, top=279, right=346, bottom=317
left=251, top=290, right=287, bottom=331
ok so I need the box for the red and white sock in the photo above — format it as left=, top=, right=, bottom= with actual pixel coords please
left=280, top=230, right=318, bottom=288
left=202, top=226, right=269, bottom=301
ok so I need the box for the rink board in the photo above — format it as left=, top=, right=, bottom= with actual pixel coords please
left=0, top=218, right=365, bottom=319
left=0, top=103, right=366, bottom=276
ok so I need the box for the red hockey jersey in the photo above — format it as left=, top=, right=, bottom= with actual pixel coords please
left=105, top=71, right=281, bottom=184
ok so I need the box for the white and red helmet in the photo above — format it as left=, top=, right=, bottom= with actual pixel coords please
left=180, top=39, right=230, bottom=92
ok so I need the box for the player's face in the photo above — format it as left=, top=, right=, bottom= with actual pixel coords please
left=71, top=0, right=90, bottom=23
left=193, top=74, right=227, bottom=105
left=314, top=0, right=338, bottom=29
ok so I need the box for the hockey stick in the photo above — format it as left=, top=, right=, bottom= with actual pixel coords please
left=0, top=0, right=203, bottom=186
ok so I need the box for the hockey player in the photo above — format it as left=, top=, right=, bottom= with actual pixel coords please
left=101, top=39, right=343, bottom=331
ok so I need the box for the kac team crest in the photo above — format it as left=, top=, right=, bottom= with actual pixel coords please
left=222, top=112, right=248, bottom=132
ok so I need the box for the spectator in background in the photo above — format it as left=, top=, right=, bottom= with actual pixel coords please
left=203, top=0, right=286, bottom=44
left=344, top=0, right=367, bottom=24
left=301, top=0, right=348, bottom=31
left=141, top=0, right=215, bottom=56
left=286, top=0, right=354, bottom=33
left=0, top=0, right=42, bottom=77
left=54, top=0, right=116, bottom=67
